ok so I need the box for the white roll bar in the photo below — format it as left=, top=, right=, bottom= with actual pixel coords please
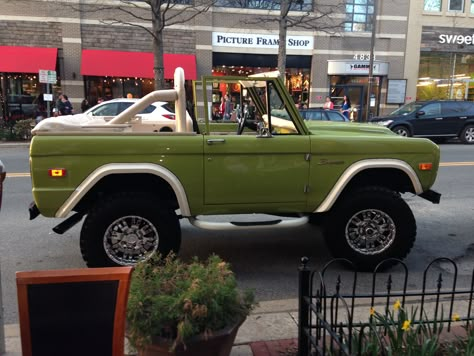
left=108, top=67, right=187, bottom=132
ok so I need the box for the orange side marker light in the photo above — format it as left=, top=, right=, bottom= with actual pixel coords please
left=418, top=163, right=433, bottom=171
left=48, top=169, right=67, bottom=177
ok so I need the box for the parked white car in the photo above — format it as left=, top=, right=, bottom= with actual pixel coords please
left=61, top=98, right=194, bottom=132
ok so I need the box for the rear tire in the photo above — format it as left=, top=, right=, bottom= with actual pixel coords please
left=460, top=125, right=474, bottom=144
left=392, top=126, right=411, bottom=137
left=80, top=192, right=181, bottom=267
left=323, top=186, right=416, bottom=271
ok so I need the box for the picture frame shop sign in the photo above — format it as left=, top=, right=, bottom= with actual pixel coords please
left=212, top=32, right=314, bottom=50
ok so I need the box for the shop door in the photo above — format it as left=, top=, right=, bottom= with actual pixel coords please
left=330, top=85, right=364, bottom=122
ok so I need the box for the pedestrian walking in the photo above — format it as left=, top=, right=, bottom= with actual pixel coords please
left=59, top=94, right=74, bottom=115
left=340, top=95, right=351, bottom=120
left=323, top=96, right=334, bottom=110
left=81, top=99, right=90, bottom=113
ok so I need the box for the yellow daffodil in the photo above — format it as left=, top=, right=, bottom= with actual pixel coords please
left=401, top=320, right=411, bottom=331
left=452, top=313, right=461, bottom=322
left=393, top=300, right=401, bottom=311
left=370, top=307, right=375, bottom=316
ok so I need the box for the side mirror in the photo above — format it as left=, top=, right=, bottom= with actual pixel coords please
left=416, top=110, right=425, bottom=118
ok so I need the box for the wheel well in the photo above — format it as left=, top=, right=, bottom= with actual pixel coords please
left=391, top=124, right=411, bottom=134
left=460, top=123, right=474, bottom=133
left=340, top=168, right=415, bottom=197
left=75, top=173, right=179, bottom=213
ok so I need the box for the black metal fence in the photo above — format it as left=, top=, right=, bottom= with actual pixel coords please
left=298, top=257, right=474, bottom=356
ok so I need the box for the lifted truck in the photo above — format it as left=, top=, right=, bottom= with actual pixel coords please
left=29, top=68, right=441, bottom=270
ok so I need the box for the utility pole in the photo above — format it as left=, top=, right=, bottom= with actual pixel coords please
left=365, top=0, right=378, bottom=121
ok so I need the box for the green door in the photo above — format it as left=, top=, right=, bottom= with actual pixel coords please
left=203, top=135, right=310, bottom=208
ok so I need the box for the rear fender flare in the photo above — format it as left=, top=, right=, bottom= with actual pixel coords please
left=55, top=163, right=190, bottom=218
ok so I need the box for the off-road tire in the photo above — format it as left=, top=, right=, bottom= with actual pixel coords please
left=392, top=126, right=411, bottom=137
left=323, top=186, right=416, bottom=271
left=80, top=192, right=181, bottom=267
left=460, top=125, right=474, bottom=144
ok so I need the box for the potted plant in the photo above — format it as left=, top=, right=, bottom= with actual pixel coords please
left=126, top=253, right=255, bottom=356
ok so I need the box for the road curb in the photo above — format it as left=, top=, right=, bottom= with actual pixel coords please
left=0, top=142, right=30, bottom=147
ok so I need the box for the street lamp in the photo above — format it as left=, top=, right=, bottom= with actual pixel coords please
left=365, top=0, right=378, bottom=121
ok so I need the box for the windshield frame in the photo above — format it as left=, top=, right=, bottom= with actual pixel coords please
left=388, top=102, right=424, bottom=117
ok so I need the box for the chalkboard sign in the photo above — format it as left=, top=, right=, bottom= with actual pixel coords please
left=387, top=79, right=407, bottom=104
left=16, top=267, right=132, bottom=356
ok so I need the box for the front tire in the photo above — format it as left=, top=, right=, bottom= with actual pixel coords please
left=323, top=187, right=416, bottom=271
left=392, top=126, right=411, bottom=137
left=80, top=192, right=181, bottom=267
left=460, top=125, right=474, bottom=144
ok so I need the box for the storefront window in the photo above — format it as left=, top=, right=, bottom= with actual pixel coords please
left=1, top=73, right=61, bottom=120
left=212, top=65, right=310, bottom=106
left=448, top=0, right=464, bottom=11
left=424, top=0, right=442, bottom=11
left=471, top=0, right=474, bottom=13
left=417, top=52, right=474, bottom=100
left=345, top=0, right=374, bottom=32
left=84, top=76, right=159, bottom=106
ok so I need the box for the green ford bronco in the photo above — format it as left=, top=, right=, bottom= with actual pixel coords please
left=29, top=68, right=441, bottom=270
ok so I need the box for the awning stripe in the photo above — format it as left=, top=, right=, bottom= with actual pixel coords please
left=0, top=46, right=57, bottom=73
left=80, top=49, right=196, bottom=80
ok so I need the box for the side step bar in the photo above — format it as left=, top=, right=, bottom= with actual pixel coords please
left=187, top=216, right=309, bottom=231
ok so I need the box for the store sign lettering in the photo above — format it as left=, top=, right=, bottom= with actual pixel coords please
left=346, top=63, right=379, bottom=72
left=212, top=32, right=313, bottom=50
left=438, top=34, right=474, bottom=45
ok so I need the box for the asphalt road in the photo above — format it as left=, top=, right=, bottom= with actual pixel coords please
left=1, top=142, right=474, bottom=324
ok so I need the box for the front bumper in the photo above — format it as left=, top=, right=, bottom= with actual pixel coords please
left=419, top=189, right=441, bottom=204
left=29, top=202, right=40, bottom=220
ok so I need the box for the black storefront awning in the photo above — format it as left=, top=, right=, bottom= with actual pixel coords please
left=213, top=53, right=311, bottom=68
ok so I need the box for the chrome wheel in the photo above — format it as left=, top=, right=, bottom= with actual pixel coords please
left=345, top=209, right=396, bottom=255
left=393, top=127, right=409, bottom=137
left=103, top=215, right=159, bottom=265
left=464, top=127, right=474, bottom=143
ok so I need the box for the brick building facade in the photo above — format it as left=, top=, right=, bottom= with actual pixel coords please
left=0, top=0, right=419, bottom=122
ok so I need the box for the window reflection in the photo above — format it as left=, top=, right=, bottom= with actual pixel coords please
left=417, top=52, right=474, bottom=100
left=215, top=0, right=312, bottom=11
left=345, top=0, right=374, bottom=32
left=448, top=0, right=463, bottom=11
left=424, top=0, right=442, bottom=11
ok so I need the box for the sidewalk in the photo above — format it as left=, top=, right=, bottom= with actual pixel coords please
left=3, top=296, right=472, bottom=355
left=0, top=141, right=30, bottom=147
left=1, top=298, right=300, bottom=356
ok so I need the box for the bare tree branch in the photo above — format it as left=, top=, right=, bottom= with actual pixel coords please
left=58, top=0, right=216, bottom=89
left=99, top=19, right=156, bottom=40
left=240, top=0, right=344, bottom=79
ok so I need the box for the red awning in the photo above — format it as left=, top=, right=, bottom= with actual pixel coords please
left=80, top=50, right=197, bottom=80
left=0, top=46, right=57, bottom=73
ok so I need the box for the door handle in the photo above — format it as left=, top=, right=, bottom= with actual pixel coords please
left=460, top=116, right=467, bottom=119
left=207, top=139, right=226, bottom=145
left=435, top=117, right=443, bottom=120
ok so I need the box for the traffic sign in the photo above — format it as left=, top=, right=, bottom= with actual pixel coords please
left=39, top=69, right=57, bottom=84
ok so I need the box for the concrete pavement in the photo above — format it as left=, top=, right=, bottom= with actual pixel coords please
left=4, top=294, right=471, bottom=355
left=1, top=298, right=300, bottom=356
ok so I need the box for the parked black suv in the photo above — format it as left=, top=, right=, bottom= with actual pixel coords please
left=370, top=101, right=474, bottom=144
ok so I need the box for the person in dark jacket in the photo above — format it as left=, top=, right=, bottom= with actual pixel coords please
left=59, top=94, right=74, bottom=115
left=81, top=99, right=90, bottom=113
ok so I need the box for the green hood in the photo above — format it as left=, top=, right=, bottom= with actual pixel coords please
left=305, top=121, right=394, bottom=136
